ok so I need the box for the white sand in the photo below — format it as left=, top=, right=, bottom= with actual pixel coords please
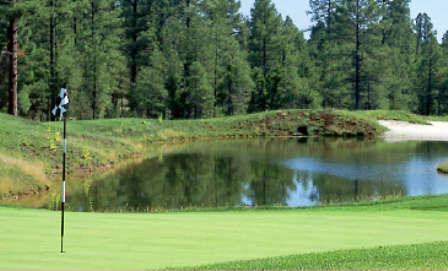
left=379, top=120, right=448, bottom=142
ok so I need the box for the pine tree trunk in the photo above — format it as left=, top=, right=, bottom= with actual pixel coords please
left=50, top=0, right=56, bottom=116
left=214, top=25, right=218, bottom=117
left=427, top=59, right=432, bottom=115
left=7, top=10, right=18, bottom=116
left=130, top=0, right=137, bottom=85
left=92, top=1, right=97, bottom=120
left=185, top=0, right=190, bottom=28
left=354, top=0, right=361, bottom=110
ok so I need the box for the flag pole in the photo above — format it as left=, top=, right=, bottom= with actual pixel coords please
left=52, top=85, right=69, bottom=253
left=61, top=112, right=66, bottom=253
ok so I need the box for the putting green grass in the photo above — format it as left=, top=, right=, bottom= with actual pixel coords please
left=1, top=206, right=448, bottom=270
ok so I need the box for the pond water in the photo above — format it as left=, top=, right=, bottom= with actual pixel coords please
left=69, top=137, right=448, bottom=212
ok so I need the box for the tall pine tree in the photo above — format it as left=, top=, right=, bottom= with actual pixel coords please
left=414, top=13, right=442, bottom=115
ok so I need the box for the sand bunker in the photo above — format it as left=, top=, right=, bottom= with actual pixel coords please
left=379, top=120, right=448, bottom=142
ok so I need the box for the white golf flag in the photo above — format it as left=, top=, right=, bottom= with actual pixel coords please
left=52, top=88, right=69, bottom=120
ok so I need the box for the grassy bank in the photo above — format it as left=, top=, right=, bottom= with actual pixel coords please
left=355, top=109, right=429, bottom=124
left=428, top=116, right=448, bottom=174
left=1, top=109, right=430, bottom=198
left=437, top=161, right=448, bottom=174
left=1, top=195, right=448, bottom=270
left=2, top=109, right=405, bottom=198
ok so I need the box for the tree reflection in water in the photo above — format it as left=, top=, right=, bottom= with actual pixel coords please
left=68, top=138, right=448, bottom=212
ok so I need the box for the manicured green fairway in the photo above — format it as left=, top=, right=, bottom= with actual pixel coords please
left=1, top=205, right=448, bottom=270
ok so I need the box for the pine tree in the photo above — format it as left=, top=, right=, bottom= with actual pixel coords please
left=270, top=16, right=301, bottom=109
left=187, top=61, right=214, bottom=118
left=120, top=0, right=153, bottom=113
left=308, top=0, right=338, bottom=29
left=157, top=0, right=222, bottom=119
left=438, top=31, right=448, bottom=114
left=73, top=0, right=126, bottom=119
left=217, top=41, right=254, bottom=115
left=333, top=0, right=388, bottom=109
left=133, top=39, right=168, bottom=118
left=1, top=0, right=57, bottom=117
left=202, top=0, right=253, bottom=116
left=307, top=1, right=344, bottom=108
left=0, top=3, right=11, bottom=111
left=161, top=10, right=185, bottom=119
left=10, top=0, right=87, bottom=119
left=1, top=0, right=19, bottom=115
left=380, top=0, right=415, bottom=110
left=414, top=13, right=441, bottom=115
left=247, top=0, right=283, bottom=112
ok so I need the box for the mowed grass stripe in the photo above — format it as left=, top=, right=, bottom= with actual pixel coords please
left=1, top=207, right=448, bottom=270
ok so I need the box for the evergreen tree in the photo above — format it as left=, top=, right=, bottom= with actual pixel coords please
left=202, top=0, right=253, bottom=116
left=133, top=44, right=168, bottom=118
left=1, top=0, right=58, bottom=117
left=275, top=16, right=304, bottom=109
left=438, top=31, right=448, bottom=114
left=75, top=0, right=125, bottom=119
left=414, top=13, right=441, bottom=115
left=247, top=0, right=283, bottom=112
left=0, top=3, right=10, bottom=111
left=333, top=0, right=388, bottom=109
left=307, top=1, right=345, bottom=108
left=188, top=61, right=214, bottom=118
left=162, top=12, right=185, bottom=119
left=415, top=13, right=433, bottom=56
left=47, top=0, right=79, bottom=119
left=296, top=35, right=322, bottom=109
left=11, top=0, right=84, bottom=119
left=308, top=0, right=338, bottom=29
left=217, top=41, right=254, bottom=115
left=378, top=0, right=415, bottom=110
left=120, top=0, right=152, bottom=112
left=1, top=0, right=20, bottom=115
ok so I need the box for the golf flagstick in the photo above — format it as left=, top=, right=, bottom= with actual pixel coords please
left=52, top=86, right=69, bottom=252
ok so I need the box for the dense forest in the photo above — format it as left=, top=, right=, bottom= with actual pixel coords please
left=1, top=0, right=447, bottom=120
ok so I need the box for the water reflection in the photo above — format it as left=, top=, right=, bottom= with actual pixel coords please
left=68, top=138, right=448, bottom=212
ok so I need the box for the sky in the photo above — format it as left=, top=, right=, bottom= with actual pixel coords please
left=239, top=0, right=448, bottom=42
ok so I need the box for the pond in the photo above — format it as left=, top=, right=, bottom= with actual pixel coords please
left=68, top=137, right=448, bottom=212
